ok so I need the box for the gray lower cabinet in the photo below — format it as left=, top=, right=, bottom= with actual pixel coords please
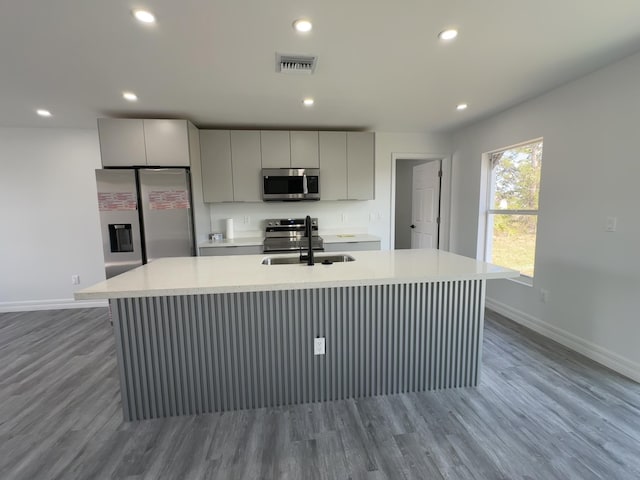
left=199, top=245, right=262, bottom=256
left=324, top=241, right=381, bottom=252
left=319, top=131, right=375, bottom=200
left=98, top=118, right=192, bottom=167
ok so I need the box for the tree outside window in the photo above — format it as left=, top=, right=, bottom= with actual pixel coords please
left=486, top=140, right=542, bottom=278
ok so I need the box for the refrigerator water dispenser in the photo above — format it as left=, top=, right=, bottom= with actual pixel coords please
left=108, top=224, right=134, bottom=253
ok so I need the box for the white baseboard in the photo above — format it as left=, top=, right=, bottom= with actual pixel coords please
left=485, top=297, right=640, bottom=384
left=0, top=298, right=108, bottom=313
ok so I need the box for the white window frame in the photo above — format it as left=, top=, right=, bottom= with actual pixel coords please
left=483, top=138, right=542, bottom=286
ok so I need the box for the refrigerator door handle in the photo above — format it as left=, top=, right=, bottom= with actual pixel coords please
left=187, top=206, right=195, bottom=256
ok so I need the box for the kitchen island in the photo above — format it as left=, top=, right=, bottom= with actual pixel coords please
left=76, top=249, right=518, bottom=421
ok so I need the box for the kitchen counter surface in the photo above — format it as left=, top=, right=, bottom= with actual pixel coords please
left=75, top=249, right=518, bottom=300
left=198, top=237, right=263, bottom=248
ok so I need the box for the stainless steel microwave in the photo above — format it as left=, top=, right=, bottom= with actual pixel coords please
left=262, top=168, right=320, bottom=201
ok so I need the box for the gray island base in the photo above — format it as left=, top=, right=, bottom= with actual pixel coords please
left=77, top=250, right=518, bottom=421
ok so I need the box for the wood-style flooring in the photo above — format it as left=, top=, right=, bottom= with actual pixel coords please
left=0, top=307, right=639, bottom=479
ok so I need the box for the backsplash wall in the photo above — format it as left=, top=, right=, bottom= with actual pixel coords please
left=207, top=200, right=378, bottom=237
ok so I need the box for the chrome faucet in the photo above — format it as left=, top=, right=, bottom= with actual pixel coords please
left=305, top=215, right=314, bottom=266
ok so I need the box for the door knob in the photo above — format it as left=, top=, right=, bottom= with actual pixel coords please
left=410, top=224, right=416, bottom=229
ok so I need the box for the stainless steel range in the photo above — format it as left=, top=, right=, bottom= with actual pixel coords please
left=263, top=218, right=324, bottom=253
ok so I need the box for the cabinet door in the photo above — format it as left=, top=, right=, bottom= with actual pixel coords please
left=318, top=132, right=347, bottom=200
left=290, top=131, right=319, bottom=168
left=260, top=131, right=291, bottom=168
left=231, top=131, right=262, bottom=202
left=143, top=119, right=190, bottom=166
left=347, top=132, right=375, bottom=200
left=97, top=118, right=146, bottom=167
left=200, top=130, right=233, bottom=202
left=200, top=245, right=262, bottom=256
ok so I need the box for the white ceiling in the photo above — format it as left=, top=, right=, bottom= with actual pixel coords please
left=3, top=1, right=640, bottom=132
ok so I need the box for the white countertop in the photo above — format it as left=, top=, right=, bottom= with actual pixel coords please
left=75, top=249, right=519, bottom=300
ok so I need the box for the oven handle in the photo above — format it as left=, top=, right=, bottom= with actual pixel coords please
left=302, top=174, right=308, bottom=194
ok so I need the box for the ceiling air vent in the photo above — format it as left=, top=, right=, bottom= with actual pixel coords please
left=276, top=53, right=317, bottom=74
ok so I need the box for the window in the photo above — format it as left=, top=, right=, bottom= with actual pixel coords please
left=485, top=139, right=542, bottom=280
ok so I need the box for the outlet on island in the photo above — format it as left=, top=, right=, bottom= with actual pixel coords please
left=314, top=337, right=326, bottom=355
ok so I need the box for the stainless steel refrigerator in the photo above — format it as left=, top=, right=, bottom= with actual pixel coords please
left=96, top=168, right=195, bottom=278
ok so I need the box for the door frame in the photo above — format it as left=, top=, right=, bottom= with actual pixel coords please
left=390, top=153, right=452, bottom=251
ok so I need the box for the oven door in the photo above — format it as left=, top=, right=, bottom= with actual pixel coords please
left=262, top=168, right=320, bottom=201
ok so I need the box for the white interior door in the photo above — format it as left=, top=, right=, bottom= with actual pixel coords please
left=411, top=161, right=441, bottom=248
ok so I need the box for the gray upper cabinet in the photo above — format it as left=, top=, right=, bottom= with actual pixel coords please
left=261, top=130, right=319, bottom=168
left=260, top=131, right=290, bottom=168
left=231, top=131, right=262, bottom=202
left=200, top=130, right=233, bottom=202
left=200, top=129, right=373, bottom=203
left=97, top=118, right=192, bottom=167
left=290, top=131, right=319, bottom=168
left=319, top=132, right=348, bottom=200
left=200, top=129, right=261, bottom=202
left=347, top=132, right=375, bottom=200
left=319, top=131, right=375, bottom=200
left=143, top=119, right=190, bottom=166
left=98, top=118, right=147, bottom=167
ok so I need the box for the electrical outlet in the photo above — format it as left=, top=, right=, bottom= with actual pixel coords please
left=377, top=212, right=383, bottom=221
left=244, top=216, right=250, bottom=224
left=314, top=337, right=326, bottom=355
left=605, top=216, right=617, bottom=232
left=540, top=289, right=549, bottom=303
left=71, top=275, right=80, bottom=285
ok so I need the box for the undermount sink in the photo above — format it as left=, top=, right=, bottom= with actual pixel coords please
left=261, top=254, right=356, bottom=265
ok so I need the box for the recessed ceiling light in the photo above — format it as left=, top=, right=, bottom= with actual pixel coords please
left=123, top=91, right=138, bottom=102
left=293, top=19, right=312, bottom=33
left=456, top=103, right=468, bottom=111
left=303, top=98, right=314, bottom=106
left=133, top=9, right=156, bottom=24
left=438, top=29, right=458, bottom=41
left=36, top=109, right=52, bottom=117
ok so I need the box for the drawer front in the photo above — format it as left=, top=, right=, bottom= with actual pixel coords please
left=199, top=245, right=262, bottom=256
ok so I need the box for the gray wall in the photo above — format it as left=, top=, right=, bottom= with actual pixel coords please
left=449, top=49, right=640, bottom=382
left=0, top=128, right=106, bottom=310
